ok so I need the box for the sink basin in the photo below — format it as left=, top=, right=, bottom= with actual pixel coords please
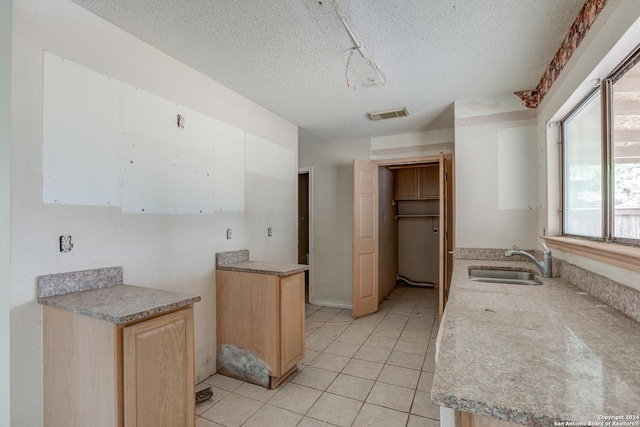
left=468, top=268, right=542, bottom=286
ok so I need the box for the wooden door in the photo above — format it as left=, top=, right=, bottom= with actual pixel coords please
left=280, top=273, right=305, bottom=374
left=352, top=159, right=379, bottom=318
left=438, top=154, right=454, bottom=322
left=298, top=172, right=310, bottom=265
left=298, top=172, right=310, bottom=303
left=123, top=307, right=195, bottom=427
left=445, top=155, right=454, bottom=299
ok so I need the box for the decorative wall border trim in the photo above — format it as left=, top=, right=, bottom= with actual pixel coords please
left=515, top=0, right=609, bottom=109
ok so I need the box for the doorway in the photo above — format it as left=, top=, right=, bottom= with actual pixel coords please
left=298, top=169, right=311, bottom=303
left=352, top=154, right=454, bottom=320
left=389, top=163, right=440, bottom=287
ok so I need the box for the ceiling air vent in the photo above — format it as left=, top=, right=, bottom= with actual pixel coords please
left=367, top=107, right=409, bottom=121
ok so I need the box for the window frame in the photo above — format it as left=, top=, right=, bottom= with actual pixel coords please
left=560, top=44, right=640, bottom=247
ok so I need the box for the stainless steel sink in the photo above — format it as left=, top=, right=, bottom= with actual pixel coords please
left=468, top=268, right=542, bottom=285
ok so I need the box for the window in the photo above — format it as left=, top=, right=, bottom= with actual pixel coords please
left=563, top=91, right=602, bottom=238
left=562, top=46, right=640, bottom=245
left=611, top=62, right=640, bottom=242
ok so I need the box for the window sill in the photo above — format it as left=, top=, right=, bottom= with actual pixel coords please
left=543, top=236, right=640, bottom=273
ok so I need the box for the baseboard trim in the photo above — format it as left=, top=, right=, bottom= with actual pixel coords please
left=308, top=298, right=352, bottom=309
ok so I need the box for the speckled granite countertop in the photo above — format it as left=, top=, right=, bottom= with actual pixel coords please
left=216, top=250, right=308, bottom=276
left=217, top=261, right=309, bottom=276
left=432, top=259, right=640, bottom=426
left=38, top=267, right=200, bottom=324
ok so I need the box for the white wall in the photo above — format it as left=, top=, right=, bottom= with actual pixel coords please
left=371, top=129, right=454, bottom=160
left=1, top=0, right=12, bottom=423
left=299, top=139, right=370, bottom=307
left=454, top=94, right=539, bottom=249
left=10, top=0, right=297, bottom=425
left=538, top=0, right=640, bottom=289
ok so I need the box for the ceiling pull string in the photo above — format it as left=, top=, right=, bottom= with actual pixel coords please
left=345, top=48, right=356, bottom=91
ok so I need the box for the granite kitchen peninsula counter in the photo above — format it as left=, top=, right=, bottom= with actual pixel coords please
left=216, top=249, right=308, bottom=276
left=432, top=259, right=640, bottom=426
left=38, top=266, right=200, bottom=324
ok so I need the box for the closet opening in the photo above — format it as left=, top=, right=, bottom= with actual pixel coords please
left=378, top=157, right=453, bottom=320
left=392, top=164, right=439, bottom=287
left=352, top=154, right=453, bottom=321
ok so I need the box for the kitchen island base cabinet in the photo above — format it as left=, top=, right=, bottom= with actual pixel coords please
left=216, top=270, right=305, bottom=389
left=43, top=305, right=195, bottom=427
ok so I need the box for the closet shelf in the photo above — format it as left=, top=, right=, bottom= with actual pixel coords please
left=395, top=214, right=440, bottom=219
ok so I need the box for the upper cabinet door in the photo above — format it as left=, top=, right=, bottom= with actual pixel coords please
left=418, top=166, right=439, bottom=199
left=395, top=166, right=439, bottom=200
left=395, top=167, right=418, bottom=200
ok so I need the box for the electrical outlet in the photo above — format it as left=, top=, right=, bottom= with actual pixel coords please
left=59, top=235, right=73, bottom=253
left=268, top=227, right=272, bottom=237
left=226, top=229, right=232, bottom=240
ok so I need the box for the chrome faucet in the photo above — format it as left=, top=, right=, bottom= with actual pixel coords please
left=504, top=242, right=552, bottom=278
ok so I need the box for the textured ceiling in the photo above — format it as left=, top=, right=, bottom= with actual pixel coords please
left=71, top=0, right=585, bottom=143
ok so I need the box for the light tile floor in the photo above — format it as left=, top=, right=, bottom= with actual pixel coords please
left=196, top=285, right=441, bottom=427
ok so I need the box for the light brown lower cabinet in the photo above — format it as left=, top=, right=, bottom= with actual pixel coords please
left=458, top=411, right=521, bottom=427
left=43, top=305, right=195, bottom=427
left=216, top=270, right=305, bottom=388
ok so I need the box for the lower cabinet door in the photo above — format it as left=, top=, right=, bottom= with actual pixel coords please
left=279, top=273, right=305, bottom=374
left=123, top=307, right=195, bottom=427
left=459, top=411, right=522, bottom=427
